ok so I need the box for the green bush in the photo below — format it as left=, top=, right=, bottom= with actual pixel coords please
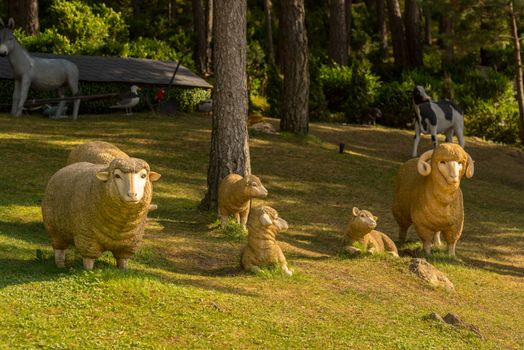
left=266, top=64, right=283, bottom=118
left=309, top=56, right=329, bottom=121
left=319, top=63, right=352, bottom=114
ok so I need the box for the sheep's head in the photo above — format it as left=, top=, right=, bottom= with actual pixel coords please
left=250, top=206, right=288, bottom=236
left=350, top=207, right=377, bottom=233
left=417, top=144, right=474, bottom=189
left=412, top=85, right=432, bottom=105
left=244, top=174, right=268, bottom=198
left=96, top=157, right=161, bottom=203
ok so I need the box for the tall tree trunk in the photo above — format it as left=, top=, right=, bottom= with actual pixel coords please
left=386, top=0, right=408, bottom=68
left=345, top=0, right=352, bottom=57
left=279, top=0, right=310, bottom=134
left=201, top=0, right=250, bottom=210
left=205, top=0, right=213, bottom=75
left=264, top=0, right=275, bottom=65
left=168, top=0, right=176, bottom=22
left=404, top=0, right=423, bottom=67
left=328, top=0, right=348, bottom=65
left=439, top=13, right=454, bottom=68
left=376, top=0, right=387, bottom=51
left=192, top=0, right=207, bottom=75
left=509, top=1, right=524, bottom=144
left=8, top=0, right=39, bottom=35
left=424, top=7, right=432, bottom=45
left=132, top=0, right=141, bottom=19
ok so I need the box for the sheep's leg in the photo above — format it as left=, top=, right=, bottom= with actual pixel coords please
left=398, top=225, right=409, bottom=243
left=282, top=264, right=293, bottom=276
left=117, top=258, right=129, bottom=269
left=412, top=122, right=421, bottom=157
left=218, top=208, right=228, bottom=228
left=422, top=239, right=432, bottom=255
left=83, top=258, right=95, bottom=270
left=54, top=249, right=66, bottom=268
left=344, top=245, right=362, bottom=255
left=276, top=247, right=293, bottom=276
left=239, top=209, right=249, bottom=227
left=234, top=212, right=241, bottom=225
left=247, top=265, right=261, bottom=274
left=433, top=231, right=442, bottom=246
left=447, top=241, right=457, bottom=257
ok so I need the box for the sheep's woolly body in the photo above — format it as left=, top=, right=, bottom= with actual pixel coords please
left=345, top=208, right=398, bottom=256
left=67, top=141, right=128, bottom=165
left=241, top=206, right=292, bottom=275
left=42, top=158, right=153, bottom=265
left=392, top=143, right=473, bottom=255
left=218, top=173, right=268, bottom=226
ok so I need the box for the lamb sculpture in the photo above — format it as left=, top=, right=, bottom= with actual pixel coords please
left=241, top=206, right=293, bottom=276
left=218, top=173, right=268, bottom=227
left=412, top=85, right=465, bottom=157
left=42, top=157, right=161, bottom=270
left=344, top=207, right=398, bottom=257
left=392, top=143, right=474, bottom=256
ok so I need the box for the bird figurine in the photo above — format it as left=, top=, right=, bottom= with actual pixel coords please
left=110, top=85, right=140, bottom=115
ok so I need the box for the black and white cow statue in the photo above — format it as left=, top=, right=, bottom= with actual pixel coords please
left=411, top=85, right=465, bottom=157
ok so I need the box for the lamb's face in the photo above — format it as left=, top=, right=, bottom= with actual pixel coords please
left=351, top=207, right=377, bottom=234
left=245, top=175, right=268, bottom=198
left=436, top=157, right=465, bottom=188
left=96, top=157, right=161, bottom=203
left=258, top=207, right=288, bottom=233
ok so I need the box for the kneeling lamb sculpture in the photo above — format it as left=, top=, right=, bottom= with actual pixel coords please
left=241, top=206, right=293, bottom=276
left=392, top=143, right=474, bottom=256
left=218, top=173, right=268, bottom=227
left=344, top=207, right=398, bottom=257
left=42, top=157, right=161, bottom=269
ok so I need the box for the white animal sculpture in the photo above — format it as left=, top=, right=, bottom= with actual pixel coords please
left=110, top=85, right=140, bottom=115
left=0, top=18, right=81, bottom=119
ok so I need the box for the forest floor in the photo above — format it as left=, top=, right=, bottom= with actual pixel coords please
left=0, top=112, right=523, bottom=349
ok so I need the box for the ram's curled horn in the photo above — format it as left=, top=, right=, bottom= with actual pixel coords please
left=465, top=154, right=475, bottom=178
left=260, top=213, right=273, bottom=226
left=417, top=149, right=434, bottom=176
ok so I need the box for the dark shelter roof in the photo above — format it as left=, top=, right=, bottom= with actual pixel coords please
left=0, top=53, right=212, bottom=89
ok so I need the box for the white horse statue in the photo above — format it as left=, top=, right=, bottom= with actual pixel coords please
left=0, top=18, right=80, bottom=119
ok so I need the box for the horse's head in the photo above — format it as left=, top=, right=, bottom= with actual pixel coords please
left=0, top=18, right=16, bottom=57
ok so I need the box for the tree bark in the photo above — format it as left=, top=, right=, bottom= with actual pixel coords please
left=192, top=0, right=207, bottom=75
left=279, top=0, right=310, bottom=134
left=264, top=0, right=276, bottom=65
left=205, top=0, right=213, bottom=75
left=424, top=7, right=432, bottom=45
left=201, top=0, right=250, bottom=210
left=345, top=0, right=353, bottom=57
left=439, top=12, right=454, bottom=68
left=386, top=0, right=408, bottom=68
left=404, top=0, right=423, bottom=67
left=509, top=1, right=524, bottom=144
left=328, top=0, right=348, bottom=66
left=376, top=0, right=387, bottom=51
left=8, top=0, right=39, bottom=35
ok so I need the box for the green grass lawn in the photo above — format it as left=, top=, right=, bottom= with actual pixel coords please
left=1, top=112, right=523, bottom=349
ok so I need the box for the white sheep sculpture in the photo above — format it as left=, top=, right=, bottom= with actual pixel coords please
left=218, top=173, right=268, bottom=227
left=42, top=157, right=161, bottom=270
left=344, top=207, right=398, bottom=257
left=67, top=140, right=128, bottom=165
left=241, top=206, right=293, bottom=276
left=392, top=143, right=474, bottom=256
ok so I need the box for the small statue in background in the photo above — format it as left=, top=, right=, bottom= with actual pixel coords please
left=0, top=18, right=81, bottom=119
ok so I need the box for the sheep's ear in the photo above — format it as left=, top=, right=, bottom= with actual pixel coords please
left=417, top=150, right=434, bottom=176
left=149, top=171, right=161, bottom=182
left=7, top=18, right=14, bottom=29
left=96, top=171, right=110, bottom=182
left=352, top=207, right=360, bottom=216
left=373, top=216, right=378, bottom=221
left=259, top=213, right=273, bottom=226
left=465, top=154, right=474, bottom=178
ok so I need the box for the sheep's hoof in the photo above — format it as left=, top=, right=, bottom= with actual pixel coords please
left=283, top=266, right=293, bottom=276
left=344, top=246, right=362, bottom=256
left=83, top=258, right=95, bottom=270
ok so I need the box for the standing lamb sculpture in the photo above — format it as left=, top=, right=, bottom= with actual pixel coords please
left=392, top=143, right=474, bottom=256
left=241, top=206, right=293, bottom=276
left=0, top=18, right=81, bottom=119
left=412, top=85, right=465, bottom=157
left=218, top=173, right=268, bottom=227
left=344, top=207, right=398, bottom=257
left=42, top=157, right=161, bottom=270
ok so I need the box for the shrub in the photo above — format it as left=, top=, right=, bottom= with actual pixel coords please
left=266, top=64, right=283, bottom=118
left=319, top=63, right=352, bottom=114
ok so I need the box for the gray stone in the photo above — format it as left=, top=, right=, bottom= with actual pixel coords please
left=409, top=258, right=454, bottom=291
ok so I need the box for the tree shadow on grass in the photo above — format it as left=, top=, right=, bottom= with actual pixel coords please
left=0, top=221, right=48, bottom=245
left=461, top=257, right=524, bottom=278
